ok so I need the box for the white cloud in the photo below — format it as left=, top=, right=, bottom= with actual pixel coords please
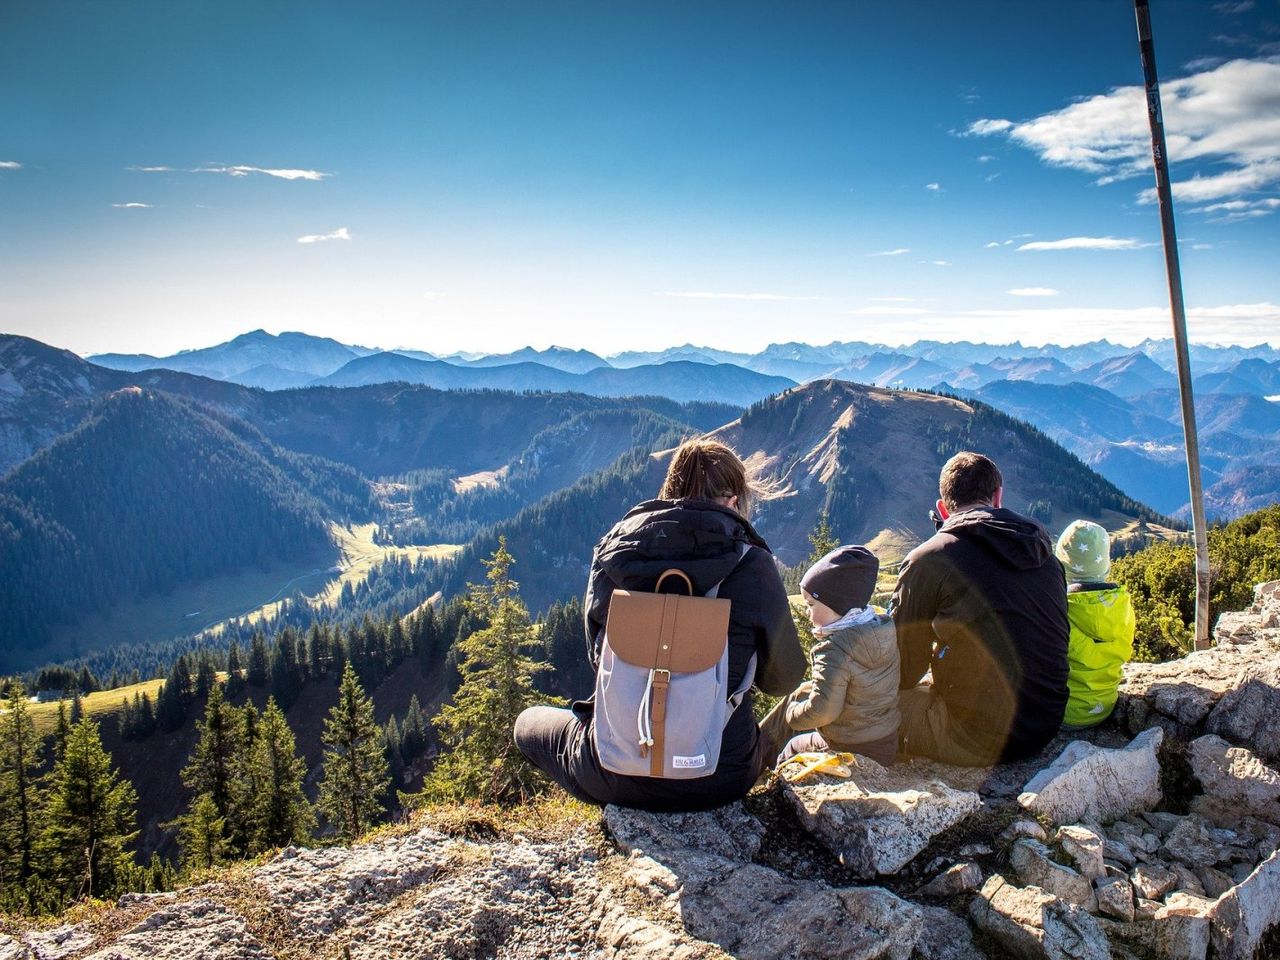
left=870, top=296, right=935, bottom=302
left=1018, top=236, right=1146, bottom=251
left=967, top=57, right=1280, bottom=209
left=297, top=227, right=351, bottom=244
left=931, top=260, right=952, bottom=267
left=843, top=305, right=933, bottom=316
left=133, top=163, right=328, bottom=181
left=112, top=202, right=152, bottom=209
left=869, top=247, right=911, bottom=257
left=956, top=302, right=1280, bottom=344
left=1189, top=196, right=1280, bottom=221
left=925, top=182, right=942, bottom=191
left=660, top=291, right=819, bottom=301
left=1007, top=287, right=1060, bottom=297
left=0, top=160, right=20, bottom=170
left=984, top=241, right=1002, bottom=248
left=198, top=165, right=328, bottom=181
left=976, top=155, right=996, bottom=163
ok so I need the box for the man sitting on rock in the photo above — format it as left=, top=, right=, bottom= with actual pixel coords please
left=891, top=451, right=1069, bottom=765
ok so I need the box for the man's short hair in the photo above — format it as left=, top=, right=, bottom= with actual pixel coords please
left=939, top=452, right=1002, bottom=510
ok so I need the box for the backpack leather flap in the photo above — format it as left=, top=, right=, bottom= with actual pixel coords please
left=605, top=590, right=730, bottom=673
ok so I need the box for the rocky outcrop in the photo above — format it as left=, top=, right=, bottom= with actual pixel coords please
left=5, top=581, right=1280, bottom=959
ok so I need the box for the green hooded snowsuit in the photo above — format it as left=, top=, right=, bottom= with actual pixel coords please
left=1063, top=582, right=1135, bottom=727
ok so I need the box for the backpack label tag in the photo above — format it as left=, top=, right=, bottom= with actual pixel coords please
left=672, top=754, right=706, bottom=769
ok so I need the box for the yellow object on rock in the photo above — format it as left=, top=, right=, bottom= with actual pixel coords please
left=776, top=751, right=857, bottom=782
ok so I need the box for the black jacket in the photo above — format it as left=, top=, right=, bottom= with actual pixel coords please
left=573, top=498, right=804, bottom=810
left=891, top=506, right=1069, bottom=762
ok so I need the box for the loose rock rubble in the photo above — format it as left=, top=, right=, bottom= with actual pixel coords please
left=3, top=580, right=1279, bottom=959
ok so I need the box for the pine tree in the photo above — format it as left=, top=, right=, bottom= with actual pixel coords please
left=225, top=641, right=244, bottom=694
left=0, top=680, right=42, bottom=908
left=41, top=718, right=139, bottom=901
left=400, top=694, right=427, bottom=759
left=176, top=794, right=228, bottom=871
left=806, top=511, right=839, bottom=565
left=179, top=686, right=245, bottom=848
left=53, top=701, right=70, bottom=759
left=69, top=688, right=84, bottom=724
left=383, top=716, right=405, bottom=785
left=194, top=652, right=217, bottom=700
left=247, top=631, right=269, bottom=687
left=317, top=664, right=390, bottom=841
left=247, top=699, right=313, bottom=851
left=420, top=537, right=559, bottom=803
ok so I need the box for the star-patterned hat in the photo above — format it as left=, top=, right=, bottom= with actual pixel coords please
left=1054, top=520, right=1112, bottom=583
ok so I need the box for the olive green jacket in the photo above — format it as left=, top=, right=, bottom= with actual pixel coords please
left=785, top=615, right=901, bottom=746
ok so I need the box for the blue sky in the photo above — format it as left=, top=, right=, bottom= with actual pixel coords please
left=2, top=0, right=1278, bottom=357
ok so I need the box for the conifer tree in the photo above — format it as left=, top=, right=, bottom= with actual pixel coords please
left=0, top=680, right=42, bottom=907
left=247, top=631, right=269, bottom=687
left=383, top=716, right=405, bottom=785
left=317, top=664, right=389, bottom=841
left=194, top=652, right=217, bottom=700
left=400, top=694, right=427, bottom=759
left=178, top=685, right=246, bottom=852
left=69, top=688, right=84, bottom=724
left=176, top=794, right=228, bottom=871
left=225, top=641, right=244, bottom=695
left=41, top=718, right=138, bottom=901
left=247, top=699, right=313, bottom=850
left=420, top=537, right=558, bottom=803
left=53, top=701, right=70, bottom=759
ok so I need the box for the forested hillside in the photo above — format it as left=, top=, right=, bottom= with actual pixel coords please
left=0, top=389, right=372, bottom=667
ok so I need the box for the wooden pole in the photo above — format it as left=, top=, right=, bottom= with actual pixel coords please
left=1134, top=0, right=1212, bottom=650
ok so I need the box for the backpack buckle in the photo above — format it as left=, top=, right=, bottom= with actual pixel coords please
left=652, top=669, right=671, bottom=685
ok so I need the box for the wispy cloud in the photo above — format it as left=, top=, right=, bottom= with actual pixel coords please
left=0, top=160, right=20, bottom=170
left=112, top=202, right=152, bottom=209
left=844, top=305, right=933, bottom=316
left=132, top=163, right=329, bottom=181
left=1007, top=287, right=1060, bottom=297
left=870, top=296, right=935, bottom=303
left=1189, top=197, right=1280, bottom=221
left=1213, top=0, right=1254, bottom=13
left=297, top=227, right=351, bottom=244
left=869, top=247, right=911, bottom=257
left=660, top=291, right=819, bottom=301
left=965, top=57, right=1280, bottom=210
left=197, top=165, right=328, bottom=181
left=928, top=260, right=952, bottom=267
left=925, top=182, right=942, bottom=192
left=1018, top=236, right=1146, bottom=251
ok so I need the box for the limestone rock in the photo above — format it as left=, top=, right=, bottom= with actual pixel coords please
left=610, top=806, right=923, bottom=960
left=918, top=861, right=983, bottom=899
left=604, top=802, right=765, bottom=862
left=781, top=758, right=980, bottom=878
left=1187, top=733, right=1280, bottom=825
left=16, top=926, right=94, bottom=960
left=1103, top=838, right=1136, bottom=867
left=1094, top=877, right=1135, bottom=922
left=81, top=899, right=270, bottom=960
left=1160, top=815, right=1235, bottom=868
left=1001, top=819, right=1049, bottom=843
left=1130, top=863, right=1179, bottom=901
left=968, top=876, right=1110, bottom=960
left=1018, top=729, right=1162, bottom=826
left=1197, top=864, right=1235, bottom=898
left=1056, top=825, right=1105, bottom=880
left=1100, top=906, right=1210, bottom=960
left=1134, top=898, right=1161, bottom=921
left=1206, top=674, right=1280, bottom=764
left=1207, top=849, right=1280, bottom=960
left=1168, top=862, right=1204, bottom=896
left=0, top=937, right=31, bottom=960
left=1009, top=840, right=1096, bottom=910
left=594, top=906, right=716, bottom=960
left=912, top=905, right=988, bottom=960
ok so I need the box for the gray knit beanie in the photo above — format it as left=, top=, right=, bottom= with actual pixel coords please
left=800, top=545, right=879, bottom=616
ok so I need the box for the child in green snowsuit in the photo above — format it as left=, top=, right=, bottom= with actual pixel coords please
left=1055, top=520, right=1135, bottom=728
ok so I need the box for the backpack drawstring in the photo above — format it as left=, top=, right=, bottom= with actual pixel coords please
left=637, top=668, right=656, bottom=756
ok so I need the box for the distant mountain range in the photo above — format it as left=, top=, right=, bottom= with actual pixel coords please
left=1, top=331, right=1187, bottom=673
left=80, top=328, right=1280, bottom=518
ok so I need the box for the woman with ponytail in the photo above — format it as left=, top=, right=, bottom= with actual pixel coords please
left=513, top=438, right=804, bottom=811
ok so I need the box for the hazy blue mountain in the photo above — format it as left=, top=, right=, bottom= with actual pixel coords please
left=226, top=363, right=319, bottom=390
left=317, top=353, right=791, bottom=406
left=461, top=346, right=610, bottom=373
left=606, top=344, right=752, bottom=368
left=1073, top=352, right=1177, bottom=397
left=831, top=352, right=952, bottom=388
left=1196, top=358, right=1280, bottom=395
left=967, top=380, right=1179, bottom=446
left=1137, top=338, right=1280, bottom=374
left=89, top=329, right=373, bottom=381
left=1080, top=441, right=1204, bottom=516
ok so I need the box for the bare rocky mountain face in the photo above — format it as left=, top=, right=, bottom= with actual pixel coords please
left=6, top=582, right=1280, bottom=959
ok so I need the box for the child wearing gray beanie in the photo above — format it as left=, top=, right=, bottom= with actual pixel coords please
left=759, top=545, right=901, bottom=767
